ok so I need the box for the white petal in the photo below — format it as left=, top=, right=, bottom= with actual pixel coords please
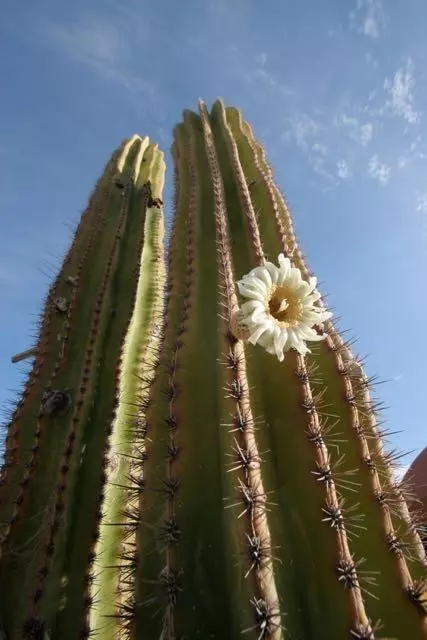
left=237, top=282, right=266, bottom=302
left=296, top=325, right=319, bottom=340
left=300, top=312, right=319, bottom=326
left=287, top=328, right=300, bottom=350
left=274, top=328, right=288, bottom=360
left=287, top=267, right=302, bottom=290
left=296, top=326, right=325, bottom=342
left=248, top=320, right=272, bottom=345
left=307, top=276, right=317, bottom=293
left=275, top=346, right=285, bottom=362
left=256, top=325, right=276, bottom=354
left=264, top=261, right=279, bottom=285
left=320, top=310, right=333, bottom=321
left=277, top=254, right=291, bottom=283
left=251, top=266, right=272, bottom=290
left=240, top=300, right=265, bottom=316
left=297, top=343, right=311, bottom=355
left=240, top=275, right=268, bottom=295
left=305, top=290, right=322, bottom=304
left=294, top=281, right=310, bottom=297
left=240, top=300, right=269, bottom=324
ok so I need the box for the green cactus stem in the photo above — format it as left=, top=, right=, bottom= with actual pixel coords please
left=0, top=135, right=165, bottom=639
left=1, top=100, right=426, bottom=640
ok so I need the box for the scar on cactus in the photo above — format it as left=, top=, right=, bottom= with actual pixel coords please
left=231, top=253, right=332, bottom=361
left=66, top=275, right=78, bottom=287
left=53, top=297, right=68, bottom=314
left=113, top=175, right=127, bottom=190
left=40, top=389, right=72, bottom=417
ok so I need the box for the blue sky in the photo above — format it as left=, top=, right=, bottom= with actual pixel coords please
left=1, top=0, right=426, bottom=473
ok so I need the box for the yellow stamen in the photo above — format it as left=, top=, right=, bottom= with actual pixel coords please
left=268, top=286, right=303, bottom=327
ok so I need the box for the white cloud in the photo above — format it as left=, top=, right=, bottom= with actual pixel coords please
left=398, top=156, right=409, bottom=168
left=282, top=115, right=337, bottom=183
left=368, top=154, right=390, bottom=184
left=255, top=51, right=268, bottom=66
left=285, top=114, right=323, bottom=151
left=416, top=193, right=427, bottom=213
left=359, top=123, right=374, bottom=145
left=334, top=114, right=373, bottom=146
left=350, top=0, right=385, bottom=39
left=337, top=159, right=351, bottom=179
left=309, top=155, right=335, bottom=182
left=384, top=58, right=420, bottom=124
left=248, top=67, right=294, bottom=97
left=38, top=12, right=155, bottom=95
left=364, top=51, right=378, bottom=68
left=397, top=136, right=426, bottom=168
left=312, top=142, right=328, bottom=156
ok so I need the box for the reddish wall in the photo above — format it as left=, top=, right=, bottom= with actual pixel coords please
left=402, top=447, right=427, bottom=519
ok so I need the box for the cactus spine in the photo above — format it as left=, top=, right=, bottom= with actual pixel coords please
left=0, top=100, right=426, bottom=639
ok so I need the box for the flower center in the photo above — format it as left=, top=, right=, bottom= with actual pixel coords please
left=268, top=286, right=303, bottom=326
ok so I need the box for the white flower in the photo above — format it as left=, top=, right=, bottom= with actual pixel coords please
left=234, top=254, right=332, bottom=362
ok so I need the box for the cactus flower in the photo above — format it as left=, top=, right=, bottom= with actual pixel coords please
left=236, top=253, right=332, bottom=361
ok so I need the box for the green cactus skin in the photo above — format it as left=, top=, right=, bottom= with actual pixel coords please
left=1, top=101, right=427, bottom=640
left=129, top=100, right=426, bottom=640
left=0, top=136, right=165, bottom=639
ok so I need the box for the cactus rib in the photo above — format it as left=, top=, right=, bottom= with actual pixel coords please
left=199, top=99, right=284, bottom=639
left=88, top=148, right=166, bottom=639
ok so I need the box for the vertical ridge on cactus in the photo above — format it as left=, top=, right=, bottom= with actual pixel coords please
left=0, top=102, right=426, bottom=639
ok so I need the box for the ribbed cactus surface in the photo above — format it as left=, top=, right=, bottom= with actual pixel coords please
left=0, top=135, right=165, bottom=639
left=1, top=100, right=426, bottom=640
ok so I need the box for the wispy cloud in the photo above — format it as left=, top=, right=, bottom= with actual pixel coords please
left=38, top=12, right=155, bottom=96
left=255, top=52, right=268, bottom=66
left=349, top=0, right=385, bottom=39
left=416, top=192, right=427, bottom=214
left=384, top=58, right=420, bottom=124
left=397, top=136, right=426, bottom=168
left=281, top=115, right=338, bottom=184
left=364, top=51, right=378, bottom=69
left=334, top=113, right=373, bottom=146
left=368, top=154, right=390, bottom=184
left=285, top=114, right=323, bottom=151
left=336, top=159, right=351, bottom=179
left=246, top=53, right=294, bottom=97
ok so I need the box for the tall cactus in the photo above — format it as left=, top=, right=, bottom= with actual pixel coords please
left=0, top=135, right=165, bottom=639
left=1, top=100, right=427, bottom=640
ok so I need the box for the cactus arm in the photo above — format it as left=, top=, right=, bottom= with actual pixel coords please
left=86, top=145, right=165, bottom=640
left=225, top=103, right=427, bottom=637
left=0, top=138, right=142, bottom=636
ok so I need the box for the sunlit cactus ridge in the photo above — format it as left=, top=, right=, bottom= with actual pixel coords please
left=0, top=100, right=426, bottom=640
